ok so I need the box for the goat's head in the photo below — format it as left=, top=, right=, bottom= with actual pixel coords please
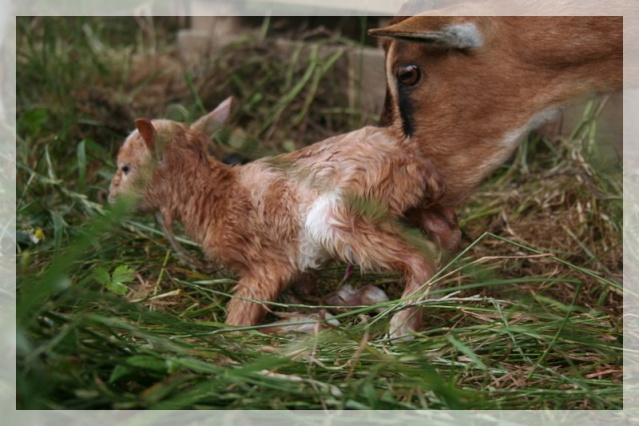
left=108, top=97, right=234, bottom=208
left=369, top=14, right=622, bottom=206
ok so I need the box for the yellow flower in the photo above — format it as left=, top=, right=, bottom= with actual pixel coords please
left=30, top=228, right=44, bottom=244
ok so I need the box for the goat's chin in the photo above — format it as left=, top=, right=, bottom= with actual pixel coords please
left=107, top=195, right=127, bottom=207
left=107, top=192, right=147, bottom=212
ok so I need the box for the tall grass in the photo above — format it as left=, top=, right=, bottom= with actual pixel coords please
left=15, top=17, right=622, bottom=410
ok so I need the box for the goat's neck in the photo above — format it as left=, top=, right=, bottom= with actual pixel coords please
left=151, top=155, right=237, bottom=245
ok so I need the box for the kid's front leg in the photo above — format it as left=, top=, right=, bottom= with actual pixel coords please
left=225, top=270, right=293, bottom=328
left=155, top=211, right=202, bottom=267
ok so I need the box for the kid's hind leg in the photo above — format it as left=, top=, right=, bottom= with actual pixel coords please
left=331, top=213, right=441, bottom=340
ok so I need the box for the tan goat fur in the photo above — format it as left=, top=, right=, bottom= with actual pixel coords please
left=108, top=97, right=459, bottom=339
left=370, top=12, right=623, bottom=207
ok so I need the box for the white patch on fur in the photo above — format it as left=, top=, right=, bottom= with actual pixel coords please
left=297, top=191, right=341, bottom=270
left=500, top=127, right=527, bottom=150
left=500, top=108, right=561, bottom=149
left=528, top=107, right=561, bottom=131
left=478, top=107, right=562, bottom=174
left=442, top=23, right=483, bottom=49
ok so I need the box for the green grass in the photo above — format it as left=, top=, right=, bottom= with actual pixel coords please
left=15, top=17, right=623, bottom=410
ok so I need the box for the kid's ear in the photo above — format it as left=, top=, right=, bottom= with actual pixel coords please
left=190, top=96, right=235, bottom=136
left=135, top=118, right=156, bottom=151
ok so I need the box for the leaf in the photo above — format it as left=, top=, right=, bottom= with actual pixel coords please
left=94, top=266, right=131, bottom=295
left=83, top=138, right=110, bottom=159
left=50, top=210, right=65, bottom=257
left=447, top=334, right=488, bottom=371
left=125, top=355, right=168, bottom=373
left=77, top=140, right=87, bottom=192
left=112, top=265, right=135, bottom=284
left=106, top=281, right=128, bottom=296
left=92, top=267, right=110, bottom=286
left=363, top=382, right=378, bottom=408
left=109, top=364, right=136, bottom=383
left=141, top=375, right=195, bottom=404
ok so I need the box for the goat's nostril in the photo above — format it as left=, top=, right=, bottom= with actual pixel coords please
left=396, top=64, right=421, bottom=86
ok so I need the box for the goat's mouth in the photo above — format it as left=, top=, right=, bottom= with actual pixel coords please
left=107, top=191, right=144, bottom=210
left=107, top=191, right=117, bottom=205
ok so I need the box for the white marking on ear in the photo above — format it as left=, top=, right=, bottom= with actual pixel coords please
left=374, top=21, right=484, bottom=50
left=441, top=23, right=483, bottom=49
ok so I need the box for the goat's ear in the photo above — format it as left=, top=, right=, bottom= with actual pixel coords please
left=191, top=96, right=234, bottom=136
left=135, top=118, right=168, bottom=161
left=135, top=118, right=156, bottom=151
left=368, top=17, right=484, bottom=50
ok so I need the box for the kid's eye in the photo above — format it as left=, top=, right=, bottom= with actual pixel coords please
left=122, top=165, right=130, bottom=174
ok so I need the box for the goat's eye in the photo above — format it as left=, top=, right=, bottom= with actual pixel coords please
left=396, top=64, right=421, bottom=86
left=121, top=165, right=130, bottom=174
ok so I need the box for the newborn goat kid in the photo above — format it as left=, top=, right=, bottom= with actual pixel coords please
left=108, top=97, right=453, bottom=339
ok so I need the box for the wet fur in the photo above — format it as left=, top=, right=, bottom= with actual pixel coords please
left=109, top=100, right=459, bottom=338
